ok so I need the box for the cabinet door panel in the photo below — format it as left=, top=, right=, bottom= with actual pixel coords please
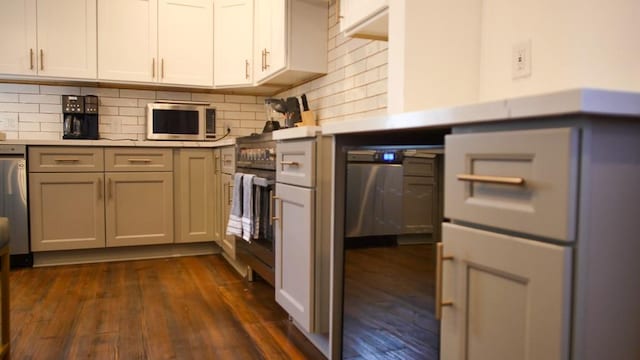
left=275, top=183, right=314, bottom=332
left=158, top=0, right=213, bottom=86
left=0, top=0, right=37, bottom=75
left=29, top=172, right=105, bottom=251
left=37, top=0, right=97, bottom=79
left=213, top=0, right=253, bottom=87
left=220, top=172, right=236, bottom=258
left=276, top=139, right=315, bottom=187
left=441, top=223, right=571, bottom=360
left=105, top=172, right=173, bottom=247
left=174, top=149, right=215, bottom=243
left=98, top=0, right=157, bottom=82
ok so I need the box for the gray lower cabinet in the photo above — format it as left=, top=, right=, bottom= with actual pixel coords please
left=218, top=146, right=236, bottom=259
left=29, top=172, right=106, bottom=251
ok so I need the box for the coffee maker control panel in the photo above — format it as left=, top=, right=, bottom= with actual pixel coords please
left=62, top=95, right=85, bottom=113
left=84, top=95, right=98, bottom=114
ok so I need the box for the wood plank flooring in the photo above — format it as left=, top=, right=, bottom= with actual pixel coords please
left=8, top=255, right=325, bottom=360
left=342, top=243, right=439, bottom=359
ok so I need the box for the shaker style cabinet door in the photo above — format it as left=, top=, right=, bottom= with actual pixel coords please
left=440, top=223, right=572, bottom=360
left=220, top=172, right=236, bottom=258
left=274, top=182, right=315, bottom=332
left=105, top=172, right=174, bottom=247
left=98, top=0, right=158, bottom=82
left=29, top=173, right=106, bottom=251
left=36, top=0, right=97, bottom=79
left=253, top=0, right=286, bottom=82
left=213, top=0, right=254, bottom=87
left=158, top=0, right=213, bottom=86
left=339, top=0, right=388, bottom=39
left=0, top=0, right=37, bottom=76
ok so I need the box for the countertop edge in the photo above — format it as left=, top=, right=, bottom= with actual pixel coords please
left=0, top=138, right=237, bottom=148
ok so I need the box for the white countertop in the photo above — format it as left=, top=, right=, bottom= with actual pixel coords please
left=0, top=137, right=236, bottom=148
left=271, top=126, right=322, bottom=140
left=321, top=88, right=640, bottom=135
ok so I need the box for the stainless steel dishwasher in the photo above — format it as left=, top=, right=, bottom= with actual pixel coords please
left=0, top=144, right=31, bottom=267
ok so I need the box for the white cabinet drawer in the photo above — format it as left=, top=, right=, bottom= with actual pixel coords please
left=220, top=146, right=235, bottom=174
left=445, top=128, right=579, bottom=241
left=105, top=148, right=173, bottom=172
left=28, top=147, right=104, bottom=172
left=276, top=139, right=316, bottom=188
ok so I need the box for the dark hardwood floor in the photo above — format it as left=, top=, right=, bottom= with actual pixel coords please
left=342, top=243, right=439, bottom=360
left=9, top=255, right=325, bottom=360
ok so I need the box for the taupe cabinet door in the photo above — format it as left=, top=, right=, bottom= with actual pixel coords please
left=29, top=172, right=105, bottom=251
left=105, top=172, right=173, bottom=247
left=174, top=149, right=215, bottom=243
left=440, top=223, right=572, bottom=360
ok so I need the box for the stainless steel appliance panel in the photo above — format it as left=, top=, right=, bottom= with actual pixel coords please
left=345, top=162, right=403, bottom=237
left=0, top=145, right=30, bottom=262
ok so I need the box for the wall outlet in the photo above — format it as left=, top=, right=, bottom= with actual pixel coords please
left=512, top=40, right=532, bottom=79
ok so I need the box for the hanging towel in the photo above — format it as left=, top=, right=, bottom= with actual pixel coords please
left=226, top=173, right=244, bottom=237
left=241, top=174, right=256, bottom=242
left=253, top=185, right=261, bottom=239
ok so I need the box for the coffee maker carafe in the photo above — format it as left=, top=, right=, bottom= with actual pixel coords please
left=62, top=95, right=99, bottom=139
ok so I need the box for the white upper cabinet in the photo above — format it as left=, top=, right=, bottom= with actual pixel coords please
left=158, top=0, right=213, bottom=86
left=339, top=0, right=388, bottom=40
left=213, top=0, right=254, bottom=87
left=0, top=0, right=37, bottom=76
left=98, top=0, right=158, bottom=82
left=98, top=0, right=213, bottom=86
left=0, top=0, right=97, bottom=79
left=253, top=0, right=327, bottom=86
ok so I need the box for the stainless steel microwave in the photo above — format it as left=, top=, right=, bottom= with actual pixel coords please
left=146, top=102, right=216, bottom=141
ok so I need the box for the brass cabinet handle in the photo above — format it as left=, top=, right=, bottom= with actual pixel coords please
left=108, top=178, right=113, bottom=199
left=54, top=158, right=80, bottom=162
left=261, top=49, right=266, bottom=71
left=435, top=242, right=454, bottom=320
left=280, top=161, right=299, bottom=170
left=152, top=58, right=156, bottom=78
left=161, top=58, right=165, bottom=79
left=264, top=49, right=270, bottom=69
left=245, top=59, right=250, bottom=79
left=214, top=155, right=220, bottom=173
left=456, top=174, right=525, bottom=186
left=39, top=49, right=44, bottom=70
left=127, top=158, right=152, bottom=163
left=228, top=184, right=233, bottom=205
left=270, top=195, right=279, bottom=224
left=97, top=177, right=102, bottom=199
left=29, top=49, right=34, bottom=70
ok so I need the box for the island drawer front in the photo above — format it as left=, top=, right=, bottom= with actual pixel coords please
left=105, top=148, right=173, bottom=172
left=220, top=146, right=235, bottom=174
left=28, top=147, right=104, bottom=172
left=444, top=127, right=579, bottom=242
left=276, top=139, right=316, bottom=187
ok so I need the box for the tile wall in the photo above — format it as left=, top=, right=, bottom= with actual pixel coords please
left=0, top=2, right=387, bottom=141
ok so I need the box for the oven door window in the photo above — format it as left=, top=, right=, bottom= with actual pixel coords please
left=152, top=109, right=199, bottom=135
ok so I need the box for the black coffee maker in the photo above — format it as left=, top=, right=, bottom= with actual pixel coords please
left=62, top=95, right=99, bottom=140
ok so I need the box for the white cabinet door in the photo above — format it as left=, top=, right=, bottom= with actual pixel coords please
left=213, top=0, right=253, bottom=87
left=158, top=0, right=213, bottom=86
left=275, top=182, right=315, bottom=332
left=98, top=0, right=158, bottom=82
left=36, top=0, right=97, bottom=79
left=254, top=0, right=286, bottom=82
left=339, top=0, right=388, bottom=39
left=440, top=223, right=572, bottom=360
left=0, top=0, right=37, bottom=76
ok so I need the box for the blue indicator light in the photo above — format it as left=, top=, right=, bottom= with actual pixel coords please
left=383, top=152, right=395, bottom=161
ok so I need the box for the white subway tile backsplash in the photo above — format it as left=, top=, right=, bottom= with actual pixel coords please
left=39, top=85, right=81, bottom=95
left=81, top=87, right=119, bottom=97
left=0, top=113, right=19, bottom=131
left=0, top=93, right=19, bottom=103
left=19, top=113, right=60, bottom=123
left=366, top=49, right=387, bottom=70
left=120, top=89, right=156, bottom=100
left=0, top=103, right=39, bottom=113
left=39, top=104, right=62, bottom=114
left=366, top=79, right=387, bottom=97
left=119, top=107, right=145, bottom=117
left=225, top=95, right=257, bottom=104
left=0, top=84, right=39, bottom=94
left=100, top=97, right=138, bottom=107
left=40, top=122, right=62, bottom=132
left=19, top=122, right=40, bottom=132
left=99, top=106, right=119, bottom=115
left=191, top=93, right=225, bottom=103
left=19, top=94, right=60, bottom=104
left=120, top=116, right=138, bottom=126
left=156, top=91, right=191, bottom=101
left=19, top=131, right=59, bottom=140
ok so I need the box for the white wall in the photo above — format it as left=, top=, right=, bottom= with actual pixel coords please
left=479, top=0, right=640, bottom=101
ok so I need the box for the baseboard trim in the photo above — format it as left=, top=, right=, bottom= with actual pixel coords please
left=33, top=242, right=221, bottom=267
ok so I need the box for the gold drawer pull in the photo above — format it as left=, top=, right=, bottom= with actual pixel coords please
left=280, top=161, right=299, bottom=170
left=436, top=242, right=454, bottom=320
left=127, top=158, right=153, bottom=163
left=54, top=158, right=80, bottom=162
left=457, top=174, right=525, bottom=185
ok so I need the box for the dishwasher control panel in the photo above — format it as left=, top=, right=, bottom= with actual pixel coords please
left=347, top=150, right=404, bottom=163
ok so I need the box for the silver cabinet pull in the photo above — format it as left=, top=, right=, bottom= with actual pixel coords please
left=39, top=49, right=44, bottom=70
left=435, top=242, right=454, bottom=320
left=456, top=174, right=525, bottom=186
left=152, top=58, right=156, bottom=78
left=29, top=49, right=34, bottom=70
left=245, top=59, right=250, bottom=79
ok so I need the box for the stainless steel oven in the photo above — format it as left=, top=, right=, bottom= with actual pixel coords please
left=234, top=133, right=277, bottom=286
